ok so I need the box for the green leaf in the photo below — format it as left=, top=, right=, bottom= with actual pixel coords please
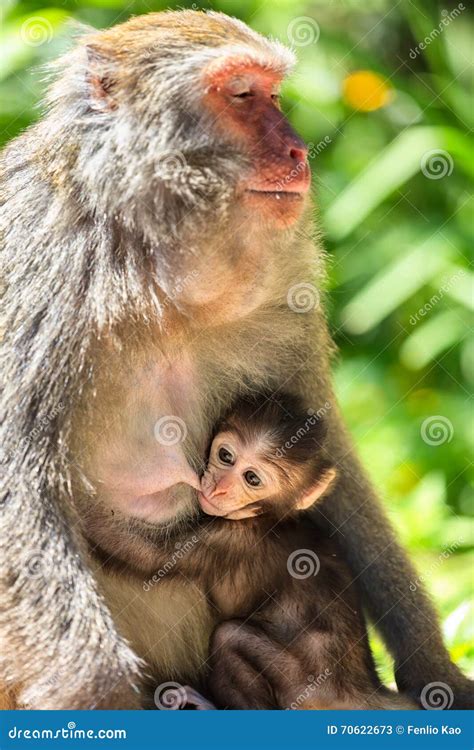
left=0, top=9, right=71, bottom=80
left=340, top=233, right=454, bottom=334
left=324, top=126, right=471, bottom=241
left=400, top=309, right=465, bottom=370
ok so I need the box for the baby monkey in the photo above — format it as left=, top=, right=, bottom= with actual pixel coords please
left=198, top=394, right=336, bottom=521
left=179, top=393, right=417, bottom=711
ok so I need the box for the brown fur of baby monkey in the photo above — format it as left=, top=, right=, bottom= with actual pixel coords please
left=184, top=519, right=418, bottom=710
left=1, top=9, right=471, bottom=709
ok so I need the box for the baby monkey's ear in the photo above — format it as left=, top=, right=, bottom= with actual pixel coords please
left=295, top=467, right=337, bottom=511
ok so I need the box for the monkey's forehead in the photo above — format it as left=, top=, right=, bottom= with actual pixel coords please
left=84, top=10, right=296, bottom=77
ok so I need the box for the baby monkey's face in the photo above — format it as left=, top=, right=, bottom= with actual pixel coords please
left=199, top=431, right=280, bottom=520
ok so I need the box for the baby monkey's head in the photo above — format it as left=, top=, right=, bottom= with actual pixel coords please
left=199, top=393, right=336, bottom=520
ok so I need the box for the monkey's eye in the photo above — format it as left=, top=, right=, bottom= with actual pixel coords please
left=244, top=470, right=262, bottom=487
left=232, top=91, right=253, bottom=100
left=218, top=446, right=235, bottom=465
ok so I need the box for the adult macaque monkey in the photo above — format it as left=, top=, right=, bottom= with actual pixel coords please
left=0, top=10, right=471, bottom=709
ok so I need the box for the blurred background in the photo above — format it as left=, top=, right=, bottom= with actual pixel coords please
left=1, top=0, right=472, bottom=681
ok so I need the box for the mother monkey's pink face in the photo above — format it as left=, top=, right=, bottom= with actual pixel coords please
left=201, top=57, right=311, bottom=228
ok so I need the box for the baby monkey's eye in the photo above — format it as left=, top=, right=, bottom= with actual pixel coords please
left=218, top=446, right=234, bottom=465
left=244, top=470, right=262, bottom=487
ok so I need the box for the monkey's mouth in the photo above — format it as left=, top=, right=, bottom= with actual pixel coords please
left=242, top=185, right=308, bottom=227
left=245, top=189, right=304, bottom=200
left=244, top=166, right=311, bottom=198
left=198, top=491, right=230, bottom=517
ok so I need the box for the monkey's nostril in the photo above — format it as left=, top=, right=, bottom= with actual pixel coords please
left=289, top=146, right=307, bottom=163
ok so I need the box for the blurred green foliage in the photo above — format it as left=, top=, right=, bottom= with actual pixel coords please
left=1, top=0, right=472, bottom=681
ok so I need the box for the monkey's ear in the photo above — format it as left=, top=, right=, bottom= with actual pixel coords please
left=85, top=45, right=117, bottom=112
left=295, top=467, right=337, bottom=511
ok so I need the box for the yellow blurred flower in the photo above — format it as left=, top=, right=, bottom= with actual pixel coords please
left=343, top=70, right=393, bottom=112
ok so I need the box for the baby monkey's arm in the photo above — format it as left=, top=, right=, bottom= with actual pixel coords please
left=206, top=563, right=419, bottom=710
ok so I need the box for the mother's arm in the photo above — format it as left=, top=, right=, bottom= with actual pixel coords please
left=312, top=396, right=472, bottom=708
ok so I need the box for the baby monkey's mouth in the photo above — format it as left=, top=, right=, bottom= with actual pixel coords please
left=198, top=490, right=238, bottom=518
left=198, top=491, right=224, bottom=516
left=198, top=490, right=261, bottom=521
